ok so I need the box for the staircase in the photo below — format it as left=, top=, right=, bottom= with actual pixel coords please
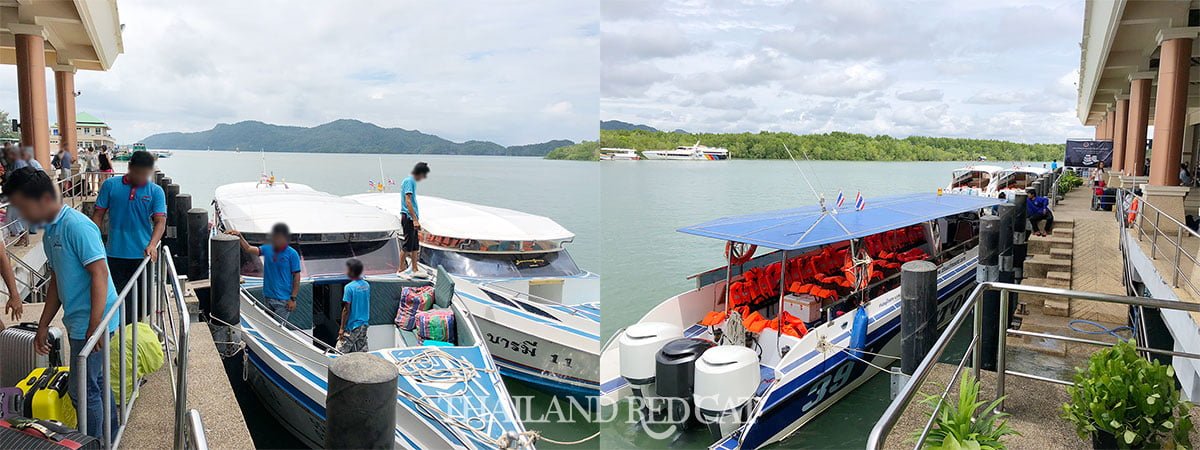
left=1021, top=217, right=1075, bottom=316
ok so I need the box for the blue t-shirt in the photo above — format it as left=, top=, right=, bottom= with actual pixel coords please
left=342, top=279, right=370, bottom=331
left=43, top=207, right=119, bottom=339
left=59, top=151, right=72, bottom=170
left=1027, top=196, right=1050, bottom=216
left=96, top=176, right=166, bottom=259
left=259, top=244, right=301, bottom=300
left=1050, top=161, right=1058, bottom=170
left=400, top=176, right=418, bottom=218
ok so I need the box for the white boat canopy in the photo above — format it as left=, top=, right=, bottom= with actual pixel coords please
left=348, top=193, right=575, bottom=243
left=950, top=165, right=1003, bottom=177
left=215, top=182, right=402, bottom=235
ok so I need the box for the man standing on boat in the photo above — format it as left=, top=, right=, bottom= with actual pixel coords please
left=4, top=167, right=118, bottom=438
left=398, top=162, right=429, bottom=278
left=338, top=258, right=370, bottom=353
left=227, top=223, right=301, bottom=320
left=92, top=150, right=166, bottom=322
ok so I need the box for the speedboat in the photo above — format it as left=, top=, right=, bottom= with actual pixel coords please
left=600, top=148, right=641, bottom=160
left=643, top=142, right=729, bottom=160
left=213, top=180, right=533, bottom=449
left=348, top=193, right=601, bottom=398
left=599, top=193, right=1002, bottom=449
left=988, top=166, right=1049, bottom=198
left=946, top=165, right=1002, bottom=196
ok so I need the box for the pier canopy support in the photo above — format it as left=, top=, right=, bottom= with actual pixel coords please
left=13, top=24, right=50, bottom=170
left=1124, top=73, right=1153, bottom=179
left=1112, top=95, right=1128, bottom=173
left=54, top=65, right=77, bottom=160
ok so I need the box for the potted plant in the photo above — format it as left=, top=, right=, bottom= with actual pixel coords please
left=914, top=371, right=1017, bottom=449
left=1062, top=340, right=1194, bottom=449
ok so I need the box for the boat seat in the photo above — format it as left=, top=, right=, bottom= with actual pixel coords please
left=398, top=328, right=421, bottom=347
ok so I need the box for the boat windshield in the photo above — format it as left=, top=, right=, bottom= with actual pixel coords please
left=421, top=247, right=583, bottom=278
left=239, top=238, right=402, bottom=277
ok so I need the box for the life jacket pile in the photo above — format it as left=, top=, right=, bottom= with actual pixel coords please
left=711, top=226, right=932, bottom=337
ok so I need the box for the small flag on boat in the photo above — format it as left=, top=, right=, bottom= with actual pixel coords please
left=855, top=192, right=865, bottom=211
left=835, top=191, right=845, bottom=209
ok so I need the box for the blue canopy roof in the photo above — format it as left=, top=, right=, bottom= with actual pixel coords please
left=678, top=193, right=1005, bottom=251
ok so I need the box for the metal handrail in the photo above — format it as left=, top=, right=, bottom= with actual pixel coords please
left=867, top=281, right=1200, bottom=449
left=184, top=409, right=207, bottom=450
left=71, top=244, right=197, bottom=449
left=1121, top=187, right=1200, bottom=300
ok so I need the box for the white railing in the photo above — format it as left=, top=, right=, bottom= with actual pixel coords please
left=73, top=244, right=198, bottom=449
left=1119, top=188, right=1200, bottom=300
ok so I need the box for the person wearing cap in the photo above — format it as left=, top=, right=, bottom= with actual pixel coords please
left=1026, top=187, right=1053, bottom=236
left=398, top=162, right=429, bottom=278
left=91, top=150, right=166, bottom=321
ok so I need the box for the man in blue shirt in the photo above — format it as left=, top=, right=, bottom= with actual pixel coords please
left=1050, top=159, right=1058, bottom=171
left=228, top=223, right=301, bottom=320
left=57, top=147, right=73, bottom=195
left=4, top=167, right=118, bottom=438
left=1026, top=188, right=1054, bottom=236
left=398, top=162, right=430, bottom=278
left=92, top=151, right=166, bottom=323
left=338, top=258, right=370, bottom=353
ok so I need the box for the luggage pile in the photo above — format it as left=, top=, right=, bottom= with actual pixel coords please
left=393, top=285, right=457, bottom=345
left=0, top=323, right=100, bottom=448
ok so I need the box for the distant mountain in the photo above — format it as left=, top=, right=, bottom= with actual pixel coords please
left=141, top=119, right=573, bottom=156
left=600, top=120, right=658, bottom=132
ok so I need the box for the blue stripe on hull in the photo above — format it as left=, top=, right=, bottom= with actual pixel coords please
left=736, top=268, right=976, bottom=449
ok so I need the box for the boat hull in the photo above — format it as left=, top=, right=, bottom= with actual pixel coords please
left=454, top=278, right=601, bottom=398
left=722, top=258, right=977, bottom=449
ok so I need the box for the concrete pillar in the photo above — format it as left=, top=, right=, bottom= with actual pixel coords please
left=1150, top=35, right=1193, bottom=186
left=1098, top=115, right=1108, bottom=140
left=1112, top=96, right=1129, bottom=173
left=12, top=24, right=51, bottom=171
left=53, top=65, right=77, bottom=161
left=1126, top=74, right=1153, bottom=177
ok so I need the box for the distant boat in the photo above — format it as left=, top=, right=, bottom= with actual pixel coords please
left=946, top=165, right=1002, bottom=197
left=599, top=148, right=640, bottom=160
left=643, top=141, right=729, bottom=160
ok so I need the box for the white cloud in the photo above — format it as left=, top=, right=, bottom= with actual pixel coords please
left=601, top=0, right=1090, bottom=143
left=0, top=0, right=599, bottom=146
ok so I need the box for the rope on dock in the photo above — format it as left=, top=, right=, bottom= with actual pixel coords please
left=1068, top=319, right=1134, bottom=339
left=523, top=430, right=600, bottom=446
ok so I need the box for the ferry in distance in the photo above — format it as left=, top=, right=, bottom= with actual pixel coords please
left=643, top=141, right=730, bottom=160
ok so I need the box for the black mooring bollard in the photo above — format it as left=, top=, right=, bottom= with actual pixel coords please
left=173, top=193, right=192, bottom=270
left=210, top=234, right=241, bottom=327
left=164, top=183, right=180, bottom=249
left=154, top=171, right=164, bottom=186
left=997, top=204, right=1019, bottom=324
left=900, top=260, right=938, bottom=375
left=326, top=353, right=398, bottom=449
left=187, top=208, right=210, bottom=282
left=1011, top=192, right=1028, bottom=283
left=978, top=216, right=1001, bottom=371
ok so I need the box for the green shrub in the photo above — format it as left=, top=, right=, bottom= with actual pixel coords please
left=1062, top=340, right=1193, bottom=448
left=916, top=372, right=1017, bottom=450
left=1057, top=171, right=1084, bottom=195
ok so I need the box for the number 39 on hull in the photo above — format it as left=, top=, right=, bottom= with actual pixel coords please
left=599, top=192, right=1003, bottom=449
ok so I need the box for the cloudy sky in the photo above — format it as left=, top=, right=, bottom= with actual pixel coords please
left=602, top=0, right=1090, bottom=143
left=0, top=0, right=599, bottom=146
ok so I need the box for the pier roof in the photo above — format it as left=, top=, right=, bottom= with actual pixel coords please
left=678, top=192, right=1003, bottom=250
left=0, top=0, right=123, bottom=70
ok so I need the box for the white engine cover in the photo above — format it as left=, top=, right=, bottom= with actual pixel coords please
left=619, top=322, right=683, bottom=382
left=694, top=345, right=759, bottom=413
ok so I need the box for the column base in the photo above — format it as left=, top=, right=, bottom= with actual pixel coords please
left=1121, top=175, right=1150, bottom=189
left=1139, top=184, right=1191, bottom=236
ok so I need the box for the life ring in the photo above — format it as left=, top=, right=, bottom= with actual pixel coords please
left=726, top=241, right=757, bottom=266
left=842, top=246, right=874, bottom=290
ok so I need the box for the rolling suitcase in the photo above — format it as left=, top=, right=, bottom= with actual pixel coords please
left=0, top=387, right=22, bottom=419
left=0, top=323, right=63, bottom=388
left=17, top=368, right=76, bottom=428
left=0, top=417, right=100, bottom=449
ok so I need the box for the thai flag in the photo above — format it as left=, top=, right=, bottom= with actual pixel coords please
left=835, top=191, right=845, bottom=208
left=855, top=192, right=866, bottom=211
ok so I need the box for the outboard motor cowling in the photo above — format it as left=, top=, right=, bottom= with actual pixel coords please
left=654, top=338, right=715, bottom=424
left=619, top=322, right=683, bottom=412
left=695, top=345, right=760, bottom=440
